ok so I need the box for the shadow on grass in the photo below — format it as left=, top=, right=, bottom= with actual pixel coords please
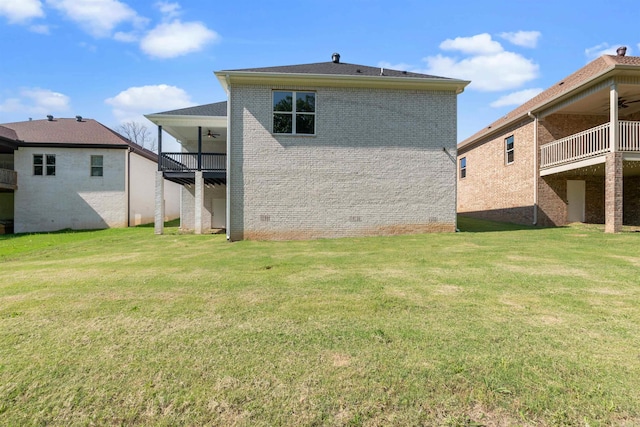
left=457, top=215, right=545, bottom=233
left=136, top=218, right=180, bottom=228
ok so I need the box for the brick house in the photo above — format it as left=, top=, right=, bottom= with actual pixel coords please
left=0, top=116, right=180, bottom=233
left=457, top=48, right=640, bottom=232
left=147, top=54, right=469, bottom=240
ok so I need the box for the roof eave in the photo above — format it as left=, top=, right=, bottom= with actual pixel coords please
left=459, top=62, right=633, bottom=150
left=214, top=70, right=470, bottom=93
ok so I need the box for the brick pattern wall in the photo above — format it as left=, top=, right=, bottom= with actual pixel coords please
left=228, top=84, right=458, bottom=240
left=457, top=120, right=536, bottom=225
left=605, top=152, right=623, bottom=233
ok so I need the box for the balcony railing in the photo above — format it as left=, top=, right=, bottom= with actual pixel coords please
left=540, top=121, right=640, bottom=169
left=160, top=153, right=226, bottom=172
left=0, top=168, right=17, bottom=189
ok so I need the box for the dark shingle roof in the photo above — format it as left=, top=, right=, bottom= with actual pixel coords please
left=155, top=101, right=227, bottom=117
left=459, top=54, right=640, bottom=149
left=222, top=61, right=452, bottom=80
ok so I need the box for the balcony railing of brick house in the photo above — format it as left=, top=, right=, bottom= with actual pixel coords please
left=160, top=153, right=226, bottom=172
left=540, top=121, right=640, bottom=169
left=0, top=168, right=17, bottom=189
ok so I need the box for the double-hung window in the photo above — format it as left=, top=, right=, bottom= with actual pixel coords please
left=91, top=155, right=103, bottom=176
left=459, top=157, right=467, bottom=179
left=34, top=154, right=55, bottom=176
left=505, top=135, right=514, bottom=164
left=273, top=91, right=316, bottom=135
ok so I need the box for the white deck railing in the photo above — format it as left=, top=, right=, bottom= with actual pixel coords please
left=540, top=121, right=640, bottom=169
left=0, top=168, right=17, bottom=189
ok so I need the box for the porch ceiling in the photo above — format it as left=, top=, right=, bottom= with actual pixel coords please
left=557, top=82, right=640, bottom=116
left=144, top=114, right=227, bottom=145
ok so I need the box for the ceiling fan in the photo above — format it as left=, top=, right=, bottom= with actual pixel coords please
left=206, top=129, right=221, bottom=138
left=618, top=97, right=640, bottom=109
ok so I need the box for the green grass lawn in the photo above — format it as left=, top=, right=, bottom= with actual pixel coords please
left=1, top=218, right=639, bottom=426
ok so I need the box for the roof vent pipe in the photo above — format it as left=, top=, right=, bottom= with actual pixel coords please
left=331, top=52, right=340, bottom=63
left=617, top=46, right=627, bottom=56
left=47, top=115, right=53, bottom=121
left=76, top=115, right=83, bottom=122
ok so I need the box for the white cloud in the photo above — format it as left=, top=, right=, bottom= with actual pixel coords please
left=113, top=31, right=139, bottom=43
left=585, top=43, right=630, bottom=60
left=439, top=33, right=503, bottom=55
left=105, top=84, right=194, bottom=122
left=140, top=20, right=219, bottom=58
left=424, top=51, right=539, bottom=92
left=46, top=0, right=147, bottom=38
left=490, top=88, right=544, bottom=108
left=156, top=1, right=181, bottom=19
left=378, top=61, right=413, bottom=71
left=499, top=31, right=541, bottom=48
left=0, top=0, right=44, bottom=23
left=29, top=24, right=50, bottom=34
left=0, top=87, right=70, bottom=116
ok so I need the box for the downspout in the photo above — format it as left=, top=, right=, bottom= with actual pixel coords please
left=225, top=74, right=231, bottom=241
left=528, top=112, right=538, bottom=225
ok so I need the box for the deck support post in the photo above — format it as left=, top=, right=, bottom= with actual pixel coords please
left=605, top=152, right=623, bottom=233
left=194, top=171, right=204, bottom=235
left=154, top=171, right=165, bottom=235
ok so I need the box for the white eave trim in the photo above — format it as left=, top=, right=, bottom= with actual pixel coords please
left=214, top=71, right=470, bottom=93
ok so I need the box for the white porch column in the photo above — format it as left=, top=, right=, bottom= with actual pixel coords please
left=194, top=171, right=204, bottom=235
left=610, top=83, right=619, bottom=152
left=154, top=171, right=164, bottom=235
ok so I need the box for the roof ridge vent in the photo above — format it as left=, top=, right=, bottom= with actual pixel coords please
left=331, top=52, right=340, bottom=63
left=76, top=115, right=83, bottom=122
left=617, top=46, right=627, bottom=56
left=47, top=115, right=53, bottom=121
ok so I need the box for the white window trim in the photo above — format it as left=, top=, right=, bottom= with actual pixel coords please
left=33, top=153, right=56, bottom=176
left=505, top=135, right=514, bottom=165
left=90, top=155, right=103, bottom=177
left=460, top=157, right=466, bottom=179
left=272, top=90, right=316, bottom=136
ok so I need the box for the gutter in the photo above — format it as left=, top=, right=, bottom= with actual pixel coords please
left=527, top=112, right=538, bottom=225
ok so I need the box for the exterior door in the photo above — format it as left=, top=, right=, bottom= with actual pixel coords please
left=212, top=199, right=226, bottom=229
left=567, top=180, right=586, bottom=223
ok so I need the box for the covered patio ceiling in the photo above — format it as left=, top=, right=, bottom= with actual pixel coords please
left=144, top=114, right=227, bottom=145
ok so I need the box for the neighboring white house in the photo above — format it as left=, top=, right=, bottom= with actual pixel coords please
left=146, top=54, right=469, bottom=240
left=0, top=116, right=180, bottom=233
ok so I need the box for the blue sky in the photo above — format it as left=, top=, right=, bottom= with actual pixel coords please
left=1, top=0, right=639, bottom=151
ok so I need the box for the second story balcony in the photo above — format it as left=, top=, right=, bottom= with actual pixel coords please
left=160, top=152, right=226, bottom=186
left=540, top=121, right=640, bottom=173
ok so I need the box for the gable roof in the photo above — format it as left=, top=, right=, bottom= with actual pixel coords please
left=154, top=101, right=227, bottom=117
left=0, top=118, right=158, bottom=162
left=459, top=54, right=640, bottom=150
left=216, top=56, right=469, bottom=93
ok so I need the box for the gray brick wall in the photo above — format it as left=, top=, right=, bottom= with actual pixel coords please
left=228, top=84, right=459, bottom=240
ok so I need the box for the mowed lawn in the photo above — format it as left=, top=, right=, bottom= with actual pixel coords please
left=1, top=218, right=639, bottom=426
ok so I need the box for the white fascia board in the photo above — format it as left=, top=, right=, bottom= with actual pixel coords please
left=214, top=71, right=470, bottom=93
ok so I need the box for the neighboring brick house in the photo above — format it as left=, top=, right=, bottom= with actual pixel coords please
left=457, top=48, right=640, bottom=232
left=147, top=54, right=469, bottom=240
left=0, top=116, right=180, bottom=233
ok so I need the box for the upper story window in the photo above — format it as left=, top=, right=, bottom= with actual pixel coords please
left=505, top=135, right=514, bottom=164
left=34, top=154, right=55, bottom=176
left=91, top=155, right=103, bottom=177
left=459, top=157, right=467, bottom=179
left=273, top=91, right=316, bottom=135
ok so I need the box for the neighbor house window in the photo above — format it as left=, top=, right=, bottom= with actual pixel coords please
left=34, top=154, right=55, bottom=176
left=460, top=157, right=467, bottom=179
left=505, top=135, right=514, bottom=164
left=91, top=155, right=103, bottom=177
left=273, top=91, right=316, bottom=135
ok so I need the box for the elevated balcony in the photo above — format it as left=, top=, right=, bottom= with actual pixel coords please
left=0, top=168, right=17, bottom=190
left=160, top=152, right=226, bottom=185
left=540, top=121, right=640, bottom=174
